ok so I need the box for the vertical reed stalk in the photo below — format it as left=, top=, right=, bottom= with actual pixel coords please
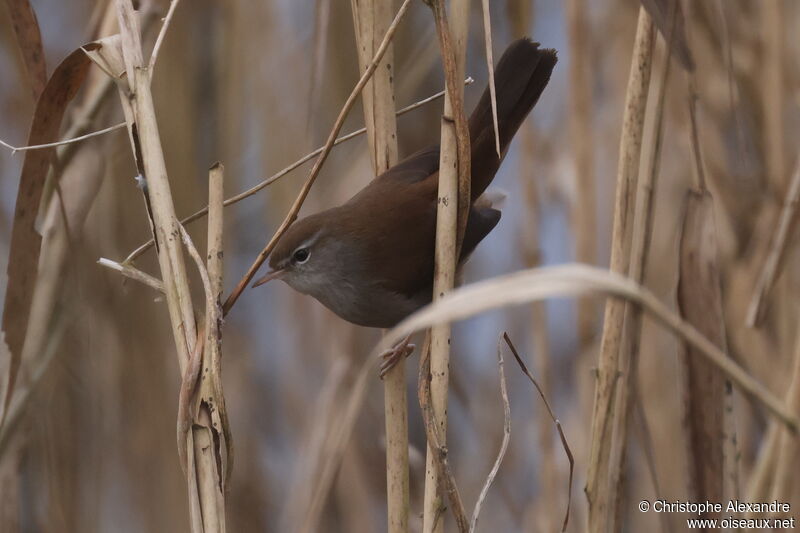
left=610, top=11, right=676, bottom=527
left=585, top=8, right=654, bottom=532
left=422, top=1, right=470, bottom=532
left=350, top=1, right=407, bottom=530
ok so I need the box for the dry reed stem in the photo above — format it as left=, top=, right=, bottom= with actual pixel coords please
left=97, top=258, right=165, bottom=293
left=122, top=80, right=473, bottom=263
left=519, top=150, right=558, bottom=530
left=349, top=1, right=408, bottom=530
left=207, top=164, right=224, bottom=304
left=418, top=343, right=469, bottom=533
left=4, top=0, right=46, bottom=101
left=222, top=0, right=412, bottom=315
left=0, top=46, right=95, bottom=429
left=376, top=265, right=798, bottom=435
left=503, top=333, right=573, bottom=532
left=302, top=359, right=373, bottom=533
left=762, top=0, right=784, bottom=193
left=178, top=222, right=228, bottom=527
left=0, top=4, right=142, bottom=452
left=769, top=324, right=800, bottom=504
left=469, top=335, right=512, bottom=533
left=112, top=3, right=225, bottom=530
left=746, top=156, right=800, bottom=327
left=566, top=0, right=597, bottom=348
left=282, top=356, right=348, bottom=530
left=351, top=0, right=399, bottom=171
left=609, top=8, right=677, bottom=527
left=177, top=326, right=205, bottom=473
left=421, top=1, right=470, bottom=531
left=113, top=1, right=196, bottom=365
left=0, top=146, right=104, bottom=455
left=586, top=8, right=654, bottom=532
left=203, top=163, right=231, bottom=486
left=306, top=0, right=331, bottom=136
left=746, top=423, right=779, bottom=503
left=677, top=191, right=727, bottom=519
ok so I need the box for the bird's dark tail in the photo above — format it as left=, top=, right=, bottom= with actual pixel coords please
left=468, top=38, right=557, bottom=201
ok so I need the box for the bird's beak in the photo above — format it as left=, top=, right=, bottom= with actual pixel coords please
left=252, top=268, right=285, bottom=288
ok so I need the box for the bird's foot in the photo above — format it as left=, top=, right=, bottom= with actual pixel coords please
left=379, top=336, right=415, bottom=379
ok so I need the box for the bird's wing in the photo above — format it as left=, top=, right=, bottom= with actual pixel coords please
left=375, top=145, right=440, bottom=185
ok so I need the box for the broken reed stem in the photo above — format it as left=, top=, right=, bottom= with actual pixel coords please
left=221, top=0, right=413, bottom=316
left=349, top=1, right=408, bottom=531
left=566, top=0, right=597, bottom=348
left=207, top=163, right=224, bottom=302
left=112, top=3, right=225, bottom=531
left=584, top=8, right=655, bottom=531
left=178, top=221, right=229, bottom=525
left=205, top=163, right=231, bottom=486
left=97, top=257, right=165, bottom=293
left=421, top=1, right=470, bottom=532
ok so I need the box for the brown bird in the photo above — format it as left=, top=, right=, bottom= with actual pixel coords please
left=254, top=39, right=556, bottom=344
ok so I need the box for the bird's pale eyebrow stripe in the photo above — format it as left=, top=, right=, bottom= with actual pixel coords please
left=294, top=232, right=320, bottom=255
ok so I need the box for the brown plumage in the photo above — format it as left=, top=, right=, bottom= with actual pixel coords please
left=254, top=39, right=557, bottom=328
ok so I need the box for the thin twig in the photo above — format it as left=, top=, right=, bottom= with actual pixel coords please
left=123, top=76, right=473, bottom=264
left=469, top=335, right=512, bottom=533
left=0, top=122, right=126, bottom=154
left=502, top=333, right=573, bottom=532
left=97, top=257, right=165, bottom=293
left=147, top=0, right=181, bottom=75
left=222, top=0, right=413, bottom=316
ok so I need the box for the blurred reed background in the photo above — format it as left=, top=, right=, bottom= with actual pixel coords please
left=1, top=0, right=799, bottom=531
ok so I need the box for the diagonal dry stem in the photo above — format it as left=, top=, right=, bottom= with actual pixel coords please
left=503, top=333, right=573, bottom=532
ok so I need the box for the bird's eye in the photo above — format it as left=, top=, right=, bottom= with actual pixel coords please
left=293, top=248, right=310, bottom=264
